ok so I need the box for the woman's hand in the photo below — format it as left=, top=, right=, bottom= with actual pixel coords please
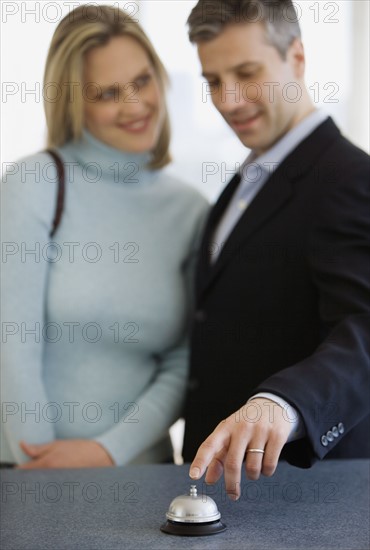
left=17, top=439, right=115, bottom=469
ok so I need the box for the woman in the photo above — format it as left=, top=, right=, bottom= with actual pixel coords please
left=1, top=5, right=208, bottom=468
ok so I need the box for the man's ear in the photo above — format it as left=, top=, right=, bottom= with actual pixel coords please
left=287, top=38, right=305, bottom=79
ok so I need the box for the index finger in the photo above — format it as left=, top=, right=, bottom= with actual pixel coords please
left=20, top=441, right=53, bottom=457
left=189, top=422, right=230, bottom=480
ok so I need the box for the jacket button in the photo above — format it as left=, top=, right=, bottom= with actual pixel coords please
left=326, top=430, right=334, bottom=442
left=338, top=422, right=345, bottom=434
left=321, top=435, right=328, bottom=447
left=331, top=426, right=339, bottom=437
left=195, top=310, right=206, bottom=322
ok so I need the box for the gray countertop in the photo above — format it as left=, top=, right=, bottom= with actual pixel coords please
left=1, top=460, right=369, bottom=550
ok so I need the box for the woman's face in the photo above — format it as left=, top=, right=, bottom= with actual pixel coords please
left=83, top=35, right=165, bottom=153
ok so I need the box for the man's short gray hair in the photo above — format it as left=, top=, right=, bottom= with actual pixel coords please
left=187, top=0, right=302, bottom=59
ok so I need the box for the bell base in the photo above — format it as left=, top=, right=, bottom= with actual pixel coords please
left=160, top=519, right=227, bottom=537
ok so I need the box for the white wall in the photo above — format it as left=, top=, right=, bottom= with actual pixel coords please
left=1, top=0, right=369, bottom=202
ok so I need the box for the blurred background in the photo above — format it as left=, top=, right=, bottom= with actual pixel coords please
left=1, top=0, right=369, bottom=462
left=2, top=0, right=369, bottom=201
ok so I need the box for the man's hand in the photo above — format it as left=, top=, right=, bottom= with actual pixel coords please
left=17, top=439, right=114, bottom=469
left=189, top=398, right=293, bottom=500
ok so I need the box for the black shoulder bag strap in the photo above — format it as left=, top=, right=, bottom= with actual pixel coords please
left=44, top=149, right=65, bottom=238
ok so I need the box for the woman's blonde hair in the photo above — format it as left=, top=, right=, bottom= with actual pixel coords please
left=44, top=4, right=171, bottom=169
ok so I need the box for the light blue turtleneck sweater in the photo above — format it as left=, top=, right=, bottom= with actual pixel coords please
left=1, top=130, right=209, bottom=465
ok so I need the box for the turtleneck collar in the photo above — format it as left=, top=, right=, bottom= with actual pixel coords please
left=62, top=128, right=154, bottom=184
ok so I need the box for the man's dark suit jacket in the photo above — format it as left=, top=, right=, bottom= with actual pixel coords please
left=183, top=118, right=370, bottom=468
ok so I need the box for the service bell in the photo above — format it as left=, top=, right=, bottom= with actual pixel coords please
left=160, top=484, right=226, bottom=536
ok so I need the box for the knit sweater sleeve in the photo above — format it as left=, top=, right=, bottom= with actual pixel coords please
left=95, top=338, right=189, bottom=465
left=1, top=153, right=59, bottom=463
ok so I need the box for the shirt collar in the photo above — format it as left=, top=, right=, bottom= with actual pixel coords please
left=239, top=109, right=329, bottom=179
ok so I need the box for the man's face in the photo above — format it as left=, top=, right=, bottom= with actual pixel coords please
left=198, top=22, right=305, bottom=155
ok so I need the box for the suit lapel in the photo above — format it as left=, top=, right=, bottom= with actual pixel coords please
left=207, top=169, right=293, bottom=290
left=196, top=172, right=241, bottom=299
left=197, top=118, right=341, bottom=302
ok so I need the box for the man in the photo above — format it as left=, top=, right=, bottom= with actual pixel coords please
left=182, top=0, right=370, bottom=500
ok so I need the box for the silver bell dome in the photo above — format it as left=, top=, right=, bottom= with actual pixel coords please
left=160, top=485, right=226, bottom=537
left=166, top=485, right=220, bottom=523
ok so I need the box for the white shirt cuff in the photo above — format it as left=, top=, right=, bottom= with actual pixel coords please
left=247, top=392, right=305, bottom=442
